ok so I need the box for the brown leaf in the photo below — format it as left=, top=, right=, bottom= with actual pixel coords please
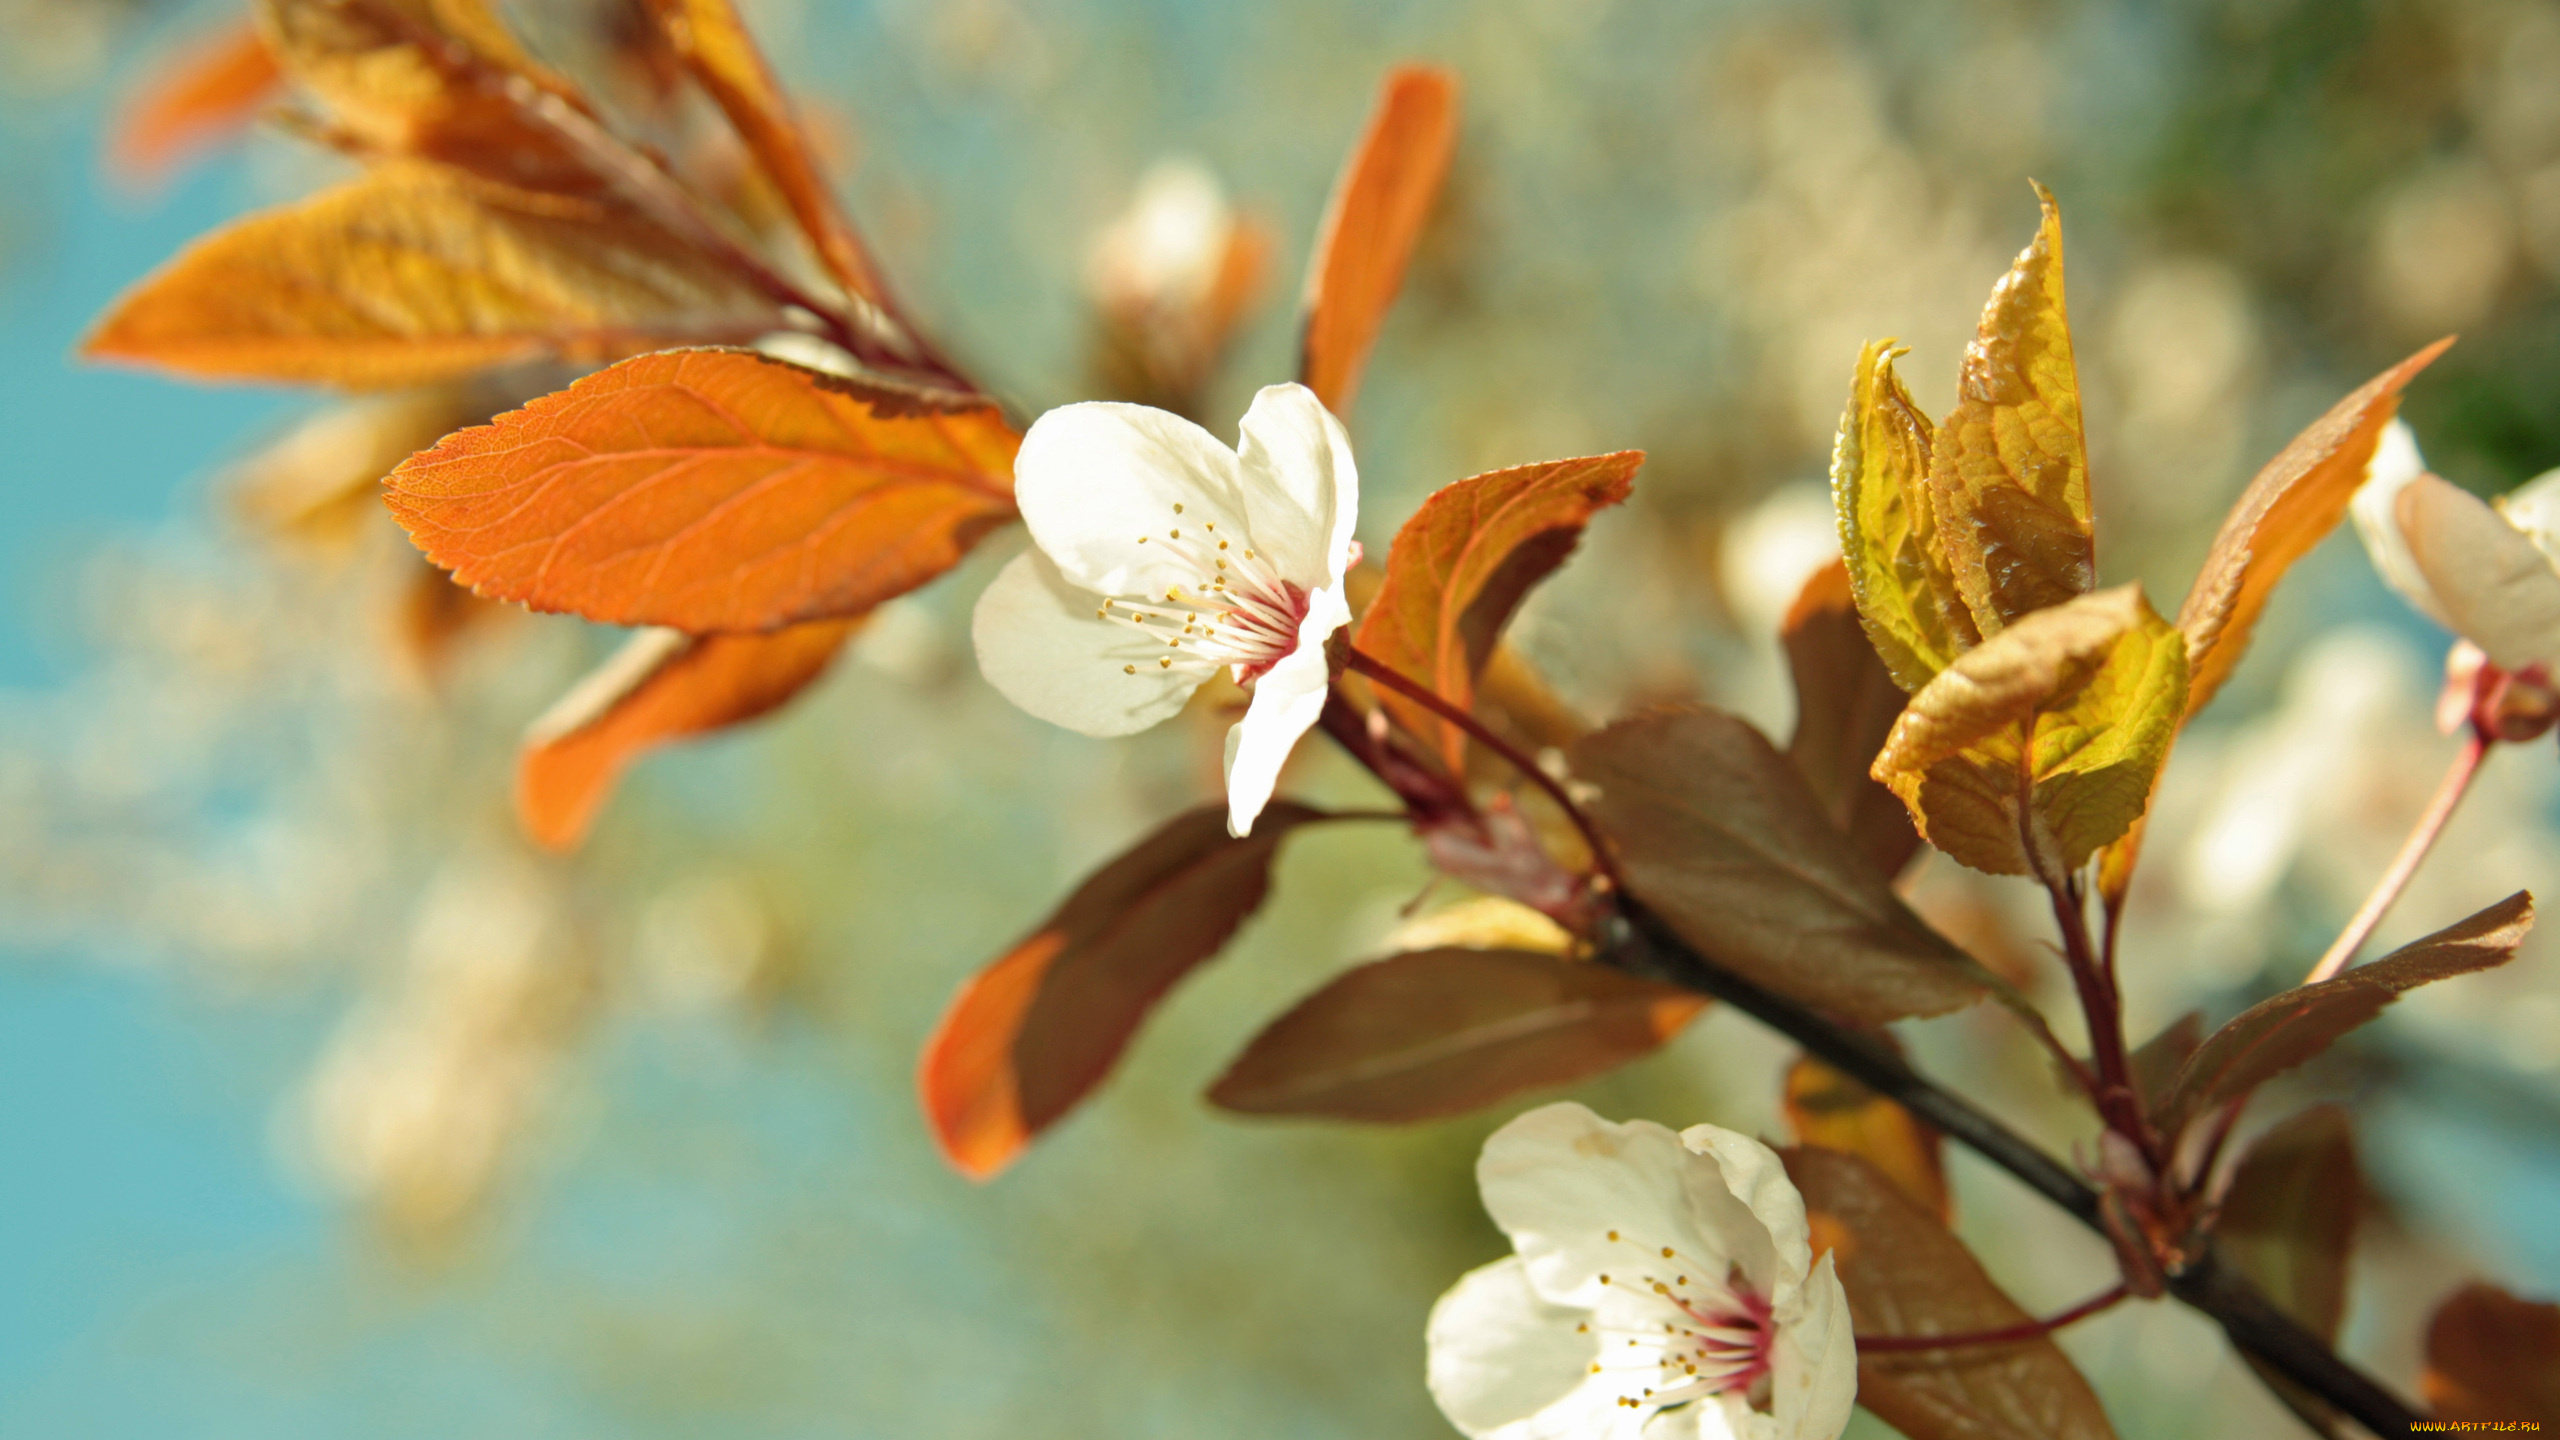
left=386, top=347, right=1019, bottom=631
left=1873, top=585, right=2187, bottom=879
left=1783, top=1054, right=1948, bottom=1223
left=2424, top=1283, right=2560, bottom=1423
left=1206, top=948, right=1701, bottom=1122
left=1573, top=708, right=1993, bottom=1025
left=1300, top=64, right=1459, bottom=417
left=1356, top=451, right=1641, bottom=771
left=1785, top=1145, right=2120, bottom=1440
left=2179, top=340, right=2452, bottom=717
left=257, top=0, right=600, bottom=193
left=918, top=804, right=1318, bottom=1179
left=2160, top=892, right=2532, bottom=1137
left=2126, top=1010, right=2203, bottom=1116
left=109, top=19, right=284, bottom=189
left=85, top=162, right=774, bottom=389
left=2216, top=1106, right=2359, bottom=1345
left=515, top=618, right=857, bottom=851
left=640, top=0, right=881, bottom=301
left=1784, top=559, right=1923, bottom=878
left=1931, top=183, right=2094, bottom=636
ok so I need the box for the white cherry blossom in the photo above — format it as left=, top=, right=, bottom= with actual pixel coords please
left=2352, top=419, right=2560, bottom=673
left=1427, top=1102, right=1857, bottom=1440
left=972, top=383, right=1358, bottom=836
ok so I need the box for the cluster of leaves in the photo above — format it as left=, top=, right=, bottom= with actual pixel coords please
left=89, top=2, right=2558, bottom=1434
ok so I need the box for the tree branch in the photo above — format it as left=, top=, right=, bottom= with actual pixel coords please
left=1602, top=900, right=2424, bottom=1437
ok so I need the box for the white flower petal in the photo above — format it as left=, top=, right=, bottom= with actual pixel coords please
left=1012, top=401, right=1249, bottom=597
left=1765, top=1252, right=1857, bottom=1440
left=2396, top=472, right=2560, bottom=671
left=1480, top=1104, right=1756, bottom=1310
left=1679, top=1124, right=1809, bottom=1307
left=1220, top=580, right=1349, bottom=835
left=1427, top=1257, right=1638, bottom=1440
left=2351, top=419, right=2452, bottom=628
left=970, top=549, right=1202, bottom=736
left=1234, top=383, right=1359, bottom=584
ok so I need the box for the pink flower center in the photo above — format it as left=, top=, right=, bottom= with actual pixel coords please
left=1581, top=1231, right=1780, bottom=1416
left=1096, top=504, right=1312, bottom=683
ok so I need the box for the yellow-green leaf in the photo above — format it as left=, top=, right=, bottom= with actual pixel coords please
left=1873, top=585, right=2188, bottom=878
left=1931, top=183, right=2093, bottom=636
left=1832, top=339, right=1977, bottom=691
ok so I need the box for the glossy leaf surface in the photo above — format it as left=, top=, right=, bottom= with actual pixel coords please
left=1832, top=340, right=1976, bottom=690
left=1873, top=585, right=2187, bottom=878
left=1930, top=184, right=2093, bottom=635
left=387, top=348, right=1018, bottom=630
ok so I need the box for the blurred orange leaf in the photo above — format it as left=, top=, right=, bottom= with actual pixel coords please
left=1355, top=451, right=1640, bottom=771
left=386, top=347, right=1018, bottom=631
left=1206, top=948, right=1700, bottom=1122
left=919, top=804, right=1317, bottom=1180
left=1784, top=1145, right=2120, bottom=1440
left=2424, top=1283, right=2560, bottom=1423
left=1783, top=559, right=1923, bottom=878
left=1783, top=1054, right=1949, bottom=1223
left=517, top=618, right=857, bottom=851
left=1300, top=64, right=1459, bottom=417
left=257, top=0, right=601, bottom=193
left=85, top=161, right=773, bottom=389
left=2178, top=338, right=2453, bottom=717
left=109, top=20, right=283, bottom=189
left=1932, top=183, right=2093, bottom=635
left=641, top=0, right=880, bottom=302
left=396, top=550, right=509, bottom=676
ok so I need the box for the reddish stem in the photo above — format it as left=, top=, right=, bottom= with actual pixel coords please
left=1342, top=647, right=1626, bottom=892
left=2302, top=726, right=2492, bottom=984
left=1854, top=1283, right=2131, bottom=1354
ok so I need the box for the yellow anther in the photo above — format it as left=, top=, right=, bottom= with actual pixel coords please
left=1123, top=665, right=1136, bottom=674
left=1169, top=528, right=1180, bottom=539
left=1137, top=536, right=1149, bottom=544
left=1218, top=540, right=1229, bottom=550
left=1216, top=560, right=1228, bottom=570
left=1173, top=503, right=1185, bottom=514
left=1608, top=1231, right=1619, bottom=1241
left=1159, top=658, right=1172, bottom=669
left=1662, top=1248, right=1674, bottom=1259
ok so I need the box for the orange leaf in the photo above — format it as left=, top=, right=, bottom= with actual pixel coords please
left=2424, top=1283, right=2560, bottom=1423
left=108, top=20, right=283, bottom=189
left=918, top=804, right=1317, bottom=1179
left=256, top=0, right=602, bottom=194
left=641, top=0, right=881, bottom=302
left=386, top=348, right=1019, bottom=631
left=1299, top=64, right=1459, bottom=417
left=1355, top=451, right=1641, bottom=771
left=1206, top=948, right=1701, bottom=1122
left=517, top=618, right=858, bottom=851
left=84, top=161, right=774, bottom=389
left=2178, top=338, right=2452, bottom=717
left=1783, top=1054, right=1949, bottom=1224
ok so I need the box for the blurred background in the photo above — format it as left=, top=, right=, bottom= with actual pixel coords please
left=2, top=0, right=2557, bottom=1435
